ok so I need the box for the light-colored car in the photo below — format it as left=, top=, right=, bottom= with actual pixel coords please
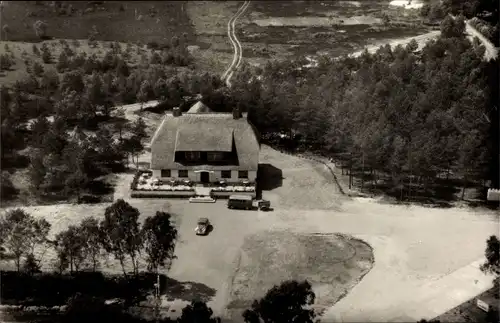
left=195, top=218, right=210, bottom=236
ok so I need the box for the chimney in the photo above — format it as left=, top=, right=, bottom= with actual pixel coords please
left=172, top=107, right=182, bottom=117
left=232, top=106, right=242, bottom=119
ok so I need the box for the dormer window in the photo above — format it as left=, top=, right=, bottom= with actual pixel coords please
left=185, top=151, right=201, bottom=161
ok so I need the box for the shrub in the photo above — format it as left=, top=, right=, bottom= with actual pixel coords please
left=33, top=61, right=44, bottom=76
left=41, top=49, right=51, bottom=63
left=0, top=53, right=13, bottom=70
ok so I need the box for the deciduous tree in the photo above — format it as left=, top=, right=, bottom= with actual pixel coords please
left=142, top=211, right=177, bottom=273
left=55, top=225, right=85, bottom=273
left=79, top=217, right=103, bottom=271
left=0, top=209, right=51, bottom=271
left=100, top=199, right=142, bottom=276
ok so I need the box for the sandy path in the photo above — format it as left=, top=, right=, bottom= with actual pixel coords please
left=222, top=1, right=250, bottom=87
left=349, top=30, right=441, bottom=57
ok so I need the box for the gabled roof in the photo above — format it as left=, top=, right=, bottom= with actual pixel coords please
left=187, top=101, right=212, bottom=113
left=151, top=111, right=260, bottom=171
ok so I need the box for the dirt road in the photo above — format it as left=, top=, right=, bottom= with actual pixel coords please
left=465, top=20, right=498, bottom=61
left=221, top=1, right=250, bottom=87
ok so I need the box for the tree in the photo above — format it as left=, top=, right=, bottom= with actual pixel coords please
left=177, top=301, right=221, bottom=323
left=30, top=115, right=51, bottom=148
left=80, top=217, right=103, bottom=271
left=0, top=209, right=51, bottom=271
left=122, top=135, right=144, bottom=168
left=61, top=70, right=85, bottom=93
left=440, top=15, right=465, bottom=38
left=28, top=151, right=47, bottom=192
left=54, top=225, right=85, bottom=273
left=480, top=235, right=500, bottom=275
left=33, top=20, right=48, bottom=39
left=23, top=253, right=41, bottom=275
left=100, top=199, right=142, bottom=276
left=142, top=211, right=177, bottom=273
left=42, top=48, right=52, bottom=64
left=57, top=51, right=70, bottom=72
left=33, top=61, right=45, bottom=76
left=113, top=108, right=129, bottom=141
left=242, top=280, right=316, bottom=323
left=0, top=53, right=13, bottom=70
left=131, top=117, right=147, bottom=140
left=137, top=80, right=152, bottom=111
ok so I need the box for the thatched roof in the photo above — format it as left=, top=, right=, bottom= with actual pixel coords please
left=175, top=126, right=233, bottom=152
left=151, top=110, right=260, bottom=171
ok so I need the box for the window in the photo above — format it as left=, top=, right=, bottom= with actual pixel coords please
left=185, top=151, right=200, bottom=161
left=208, top=152, right=225, bottom=161
left=238, top=171, right=248, bottom=179
left=178, top=170, right=188, bottom=178
left=161, top=169, right=171, bottom=177
left=221, top=170, right=231, bottom=179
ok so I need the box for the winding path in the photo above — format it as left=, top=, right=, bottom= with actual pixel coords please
left=221, top=1, right=250, bottom=88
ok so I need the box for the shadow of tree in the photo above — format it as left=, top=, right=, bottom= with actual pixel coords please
left=0, top=271, right=215, bottom=307
left=163, top=277, right=216, bottom=303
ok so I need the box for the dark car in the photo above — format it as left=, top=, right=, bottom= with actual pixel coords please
left=195, top=218, right=210, bottom=236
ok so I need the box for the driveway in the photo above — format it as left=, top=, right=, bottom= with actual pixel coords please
left=155, top=146, right=499, bottom=321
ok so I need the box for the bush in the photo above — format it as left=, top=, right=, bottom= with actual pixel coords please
left=0, top=54, right=14, bottom=70
left=42, top=50, right=51, bottom=64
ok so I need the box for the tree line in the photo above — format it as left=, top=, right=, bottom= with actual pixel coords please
left=226, top=17, right=498, bottom=200
left=0, top=199, right=176, bottom=276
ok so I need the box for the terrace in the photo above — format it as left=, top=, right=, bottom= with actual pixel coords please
left=131, top=171, right=256, bottom=198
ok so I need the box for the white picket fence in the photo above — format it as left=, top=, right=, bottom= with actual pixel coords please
left=487, top=188, right=500, bottom=201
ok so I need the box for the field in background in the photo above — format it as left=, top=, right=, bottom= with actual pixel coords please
left=1, top=1, right=437, bottom=78
left=0, top=39, right=152, bottom=86
left=0, top=1, right=193, bottom=44
left=187, top=0, right=435, bottom=71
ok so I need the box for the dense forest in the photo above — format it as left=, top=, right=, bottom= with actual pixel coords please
left=225, top=16, right=498, bottom=201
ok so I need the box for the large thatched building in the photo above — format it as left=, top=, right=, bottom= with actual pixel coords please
left=150, top=101, right=260, bottom=184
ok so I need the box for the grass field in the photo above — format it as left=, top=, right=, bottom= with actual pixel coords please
left=227, top=231, right=373, bottom=318
left=0, top=1, right=193, bottom=43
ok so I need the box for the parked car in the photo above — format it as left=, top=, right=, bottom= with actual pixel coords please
left=195, top=218, right=210, bottom=236
left=257, top=199, right=271, bottom=211
left=227, top=195, right=253, bottom=210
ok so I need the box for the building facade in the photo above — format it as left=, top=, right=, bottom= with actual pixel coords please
left=150, top=101, right=260, bottom=184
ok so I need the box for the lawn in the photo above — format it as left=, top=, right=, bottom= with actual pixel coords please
left=227, top=231, right=373, bottom=318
